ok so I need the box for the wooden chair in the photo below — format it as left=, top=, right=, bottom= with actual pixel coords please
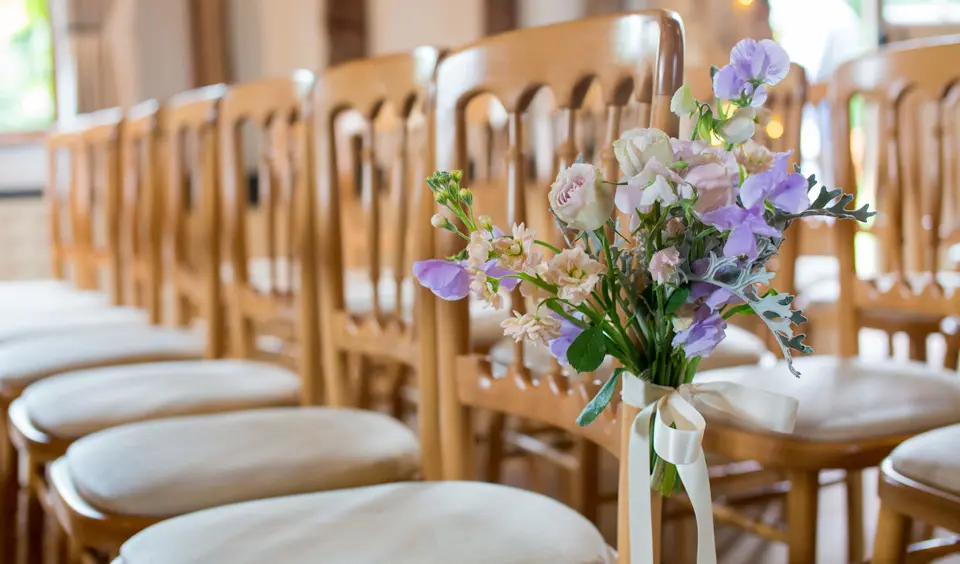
left=74, top=17, right=683, bottom=563
left=689, top=37, right=960, bottom=564
left=873, top=423, right=960, bottom=562
left=43, top=70, right=425, bottom=562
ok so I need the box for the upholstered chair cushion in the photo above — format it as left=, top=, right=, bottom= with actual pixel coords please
left=66, top=408, right=420, bottom=517
left=890, top=423, right=960, bottom=495
left=23, top=360, right=300, bottom=440
left=0, top=326, right=205, bottom=392
left=116, top=481, right=613, bottom=564
left=490, top=323, right=772, bottom=377
left=0, top=281, right=109, bottom=313
left=0, top=307, right=148, bottom=343
left=696, top=356, right=960, bottom=441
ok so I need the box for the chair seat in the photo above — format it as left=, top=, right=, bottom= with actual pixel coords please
left=696, top=356, right=960, bottom=441
left=489, top=323, right=771, bottom=377
left=890, top=423, right=960, bottom=496
left=0, top=306, right=148, bottom=344
left=65, top=408, right=420, bottom=517
left=22, top=360, right=300, bottom=440
left=0, top=326, right=205, bottom=393
left=115, top=481, right=613, bottom=564
left=0, top=280, right=109, bottom=312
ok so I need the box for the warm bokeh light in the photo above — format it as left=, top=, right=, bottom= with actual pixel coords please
left=766, top=119, right=785, bottom=139
left=737, top=0, right=754, bottom=6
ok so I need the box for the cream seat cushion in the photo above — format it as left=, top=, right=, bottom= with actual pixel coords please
left=890, top=423, right=960, bottom=496
left=0, top=326, right=205, bottom=391
left=116, top=481, right=613, bottom=564
left=0, top=307, right=148, bottom=344
left=695, top=356, right=960, bottom=441
left=0, top=281, right=109, bottom=313
left=490, top=323, right=771, bottom=377
left=23, top=360, right=300, bottom=440
left=66, top=408, right=420, bottom=517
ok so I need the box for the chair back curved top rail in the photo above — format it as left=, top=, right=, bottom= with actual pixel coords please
left=314, top=46, right=442, bottom=474
left=120, top=100, right=165, bottom=323
left=433, top=10, right=685, bottom=561
left=832, top=36, right=960, bottom=357
left=165, top=84, right=229, bottom=358
left=74, top=108, right=126, bottom=302
left=219, top=73, right=317, bottom=383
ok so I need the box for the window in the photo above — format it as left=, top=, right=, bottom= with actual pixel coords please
left=0, top=0, right=55, bottom=133
left=884, top=0, right=960, bottom=24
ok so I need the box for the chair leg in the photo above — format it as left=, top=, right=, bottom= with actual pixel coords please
left=24, top=460, right=44, bottom=564
left=873, top=504, right=910, bottom=564
left=483, top=412, right=505, bottom=484
left=846, top=470, right=864, bottom=563
left=565, top=439, right=599, bottom=525
left=786, top=470, right=820, bottom=564
left=1, top=430, right=20, bottom=564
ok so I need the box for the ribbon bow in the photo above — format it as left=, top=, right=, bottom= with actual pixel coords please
left=620, top=375, right=798, bottom=564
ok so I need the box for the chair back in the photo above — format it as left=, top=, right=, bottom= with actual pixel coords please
left=165, top=84, right=229, bottom=357
left=832, top=36, right=960, bottom=357
left=219, top=73, right=317, bottom=384
left=46, top=123, right=94, bottom=287
left=74, top=108, right=126, bottom=302
left=314, top=47, right=442, bottom=473
left=120, top=100, right=165, bottom=323
left=433, top=11, right=684, bottom=561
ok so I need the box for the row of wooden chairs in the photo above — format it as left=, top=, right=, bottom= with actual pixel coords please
left=1, top=11, right=959, bottom=564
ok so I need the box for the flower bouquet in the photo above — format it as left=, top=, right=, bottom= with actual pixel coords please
left=415, top=39, right=874, bottom=499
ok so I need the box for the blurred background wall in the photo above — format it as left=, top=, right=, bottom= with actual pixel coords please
left=0, top=0, right=956, bottom=195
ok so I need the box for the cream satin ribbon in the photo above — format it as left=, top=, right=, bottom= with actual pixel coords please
left=620, top=375, right=798, bottom=564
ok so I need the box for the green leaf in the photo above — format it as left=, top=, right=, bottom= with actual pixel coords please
left=665, top=287, right=690, bottom=315
left=697, top=107, right=714, bottom=140
left=576, top=368, right=623, bottom=427
left=566, top=325, right=607, bottom=373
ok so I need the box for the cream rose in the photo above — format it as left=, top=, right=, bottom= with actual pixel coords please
left=549, top=163, right=614, bottom=232
left=613, top=128, right=675, bottom=177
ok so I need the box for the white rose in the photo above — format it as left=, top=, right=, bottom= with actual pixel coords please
left=549, top=163, right=613, bottom=232
left=613, top=128, right=674, bottom=177
left=716, top=107, right=757, bottom=144
left=670, top=84, right=697, bottom=117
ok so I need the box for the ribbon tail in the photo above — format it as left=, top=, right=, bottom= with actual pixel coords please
left=628, top=404, right=657, bottom=564
left=676, top=450, right=717, bottom=564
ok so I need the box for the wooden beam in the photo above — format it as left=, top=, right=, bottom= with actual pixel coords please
left=188, top=0, right=231, bottom=87
left=485, top=0, right=517, bottom=36
left=326, top=0, right=367, bottom=67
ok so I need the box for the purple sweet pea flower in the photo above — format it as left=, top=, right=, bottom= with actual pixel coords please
left=700, top=205, right=781, bottom=261
left=712, top=65, right=745, bottom=100
left=414, top=258, right=519, bottom=300
left=413, top=259, right=471, bottom=300
left=730, top=39, right=791, bottom=87
left=740, top=150, right=811, bottom=214
left=482, top=259, right=520, bottom=292
left=713, top=39, right=789, bottom=103
left=547, top=314, right=585, bottom=365
left=672, top=306, right=728, bottom=359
